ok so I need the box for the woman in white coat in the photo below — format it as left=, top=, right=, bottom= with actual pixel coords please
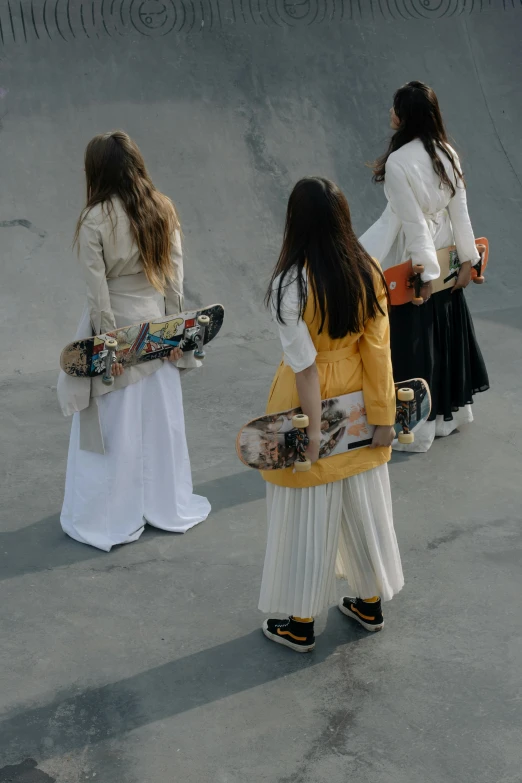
left=360, top=82, right=489, bottom=452
left=58, top=131, right=210, bottom=551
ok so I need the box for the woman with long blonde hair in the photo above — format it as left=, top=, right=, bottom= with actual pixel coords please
left=58, top=131, right=210, bottom=551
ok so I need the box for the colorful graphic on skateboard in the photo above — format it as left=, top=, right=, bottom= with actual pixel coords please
left=236, top=378, right=431, bottom=472
left=384, top=237, right=489, bottom=306
left=60, top=304, right=224, bottom=385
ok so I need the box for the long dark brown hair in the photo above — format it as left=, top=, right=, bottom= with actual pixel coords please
left=373, top=81, right=463, bottom=197
left=266, top=178, right=387, bottom=339
left=74, top=131, right=180, bottom=293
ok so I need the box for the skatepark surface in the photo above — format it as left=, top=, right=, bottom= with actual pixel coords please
left=1, top=2, right=521, bottom=781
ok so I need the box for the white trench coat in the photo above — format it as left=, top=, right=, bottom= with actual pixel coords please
left=58, top=198, right=210, bottom=550
left=359, top=139, right=480, bottom=452
left=57, top=197, right=184, bottom=452
left=360, top=138, right=479, bottom=279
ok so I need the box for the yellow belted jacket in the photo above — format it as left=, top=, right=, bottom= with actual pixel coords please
left=261, top=271, right=396, bottom=489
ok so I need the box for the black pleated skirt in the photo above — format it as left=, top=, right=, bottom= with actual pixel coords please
left=390, top=289, right=489, bottom=422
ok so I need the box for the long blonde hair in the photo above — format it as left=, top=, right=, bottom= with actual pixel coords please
left=74, top=131, right=180, bottom=292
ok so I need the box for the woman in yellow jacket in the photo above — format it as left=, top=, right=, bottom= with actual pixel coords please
left=260, top=178, right=404, bottom=652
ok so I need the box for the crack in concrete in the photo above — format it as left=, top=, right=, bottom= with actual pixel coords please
left=276, top=707, right=359, bottom=783
left=86, top=557, right=256, bottom=574
left=427, top=518, right=512, bottom=550
left=0, top=220, right=47, bottom=239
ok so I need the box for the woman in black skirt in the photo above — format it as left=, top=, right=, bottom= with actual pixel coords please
left=360, top=81, right=489, bottom=452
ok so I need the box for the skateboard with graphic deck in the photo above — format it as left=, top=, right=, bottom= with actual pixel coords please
left=384, top=238, right=489, bottom=306
left=236, top=378, right=431, bottom=472
left=60, top=304, right=224, bottom=385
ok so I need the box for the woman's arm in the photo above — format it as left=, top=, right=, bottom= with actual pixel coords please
left=447, top=167, right=479, bottom=293
left=385, top=158, right=440, bottom=282
left=295, top=363, right=322, bottom=462
left=78, top=218, right=116, bottom=335
left=271, top=273, right=321, bottom=463
left=359, top=280, right=396, bottom=447
left=446, top=165, right=480, bottom=267
left=165, top=228, right=184, bottom=315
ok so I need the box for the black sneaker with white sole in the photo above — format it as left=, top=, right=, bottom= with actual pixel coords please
left=338, top=596, right=384, bottom=632
left=262, top=617, right=315, bottom=652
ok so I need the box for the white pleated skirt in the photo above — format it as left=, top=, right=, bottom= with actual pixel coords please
left=61, top=362, right=211, bottom=552
left=258, top=464, right=404, bottom=618
left=392, top=404, right=473, bottom=453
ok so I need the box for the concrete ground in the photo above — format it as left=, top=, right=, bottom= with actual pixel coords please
left=1, top=2, right=521, bottom=782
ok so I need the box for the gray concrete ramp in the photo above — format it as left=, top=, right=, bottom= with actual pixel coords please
left=0, top=2, right=521, bottom=782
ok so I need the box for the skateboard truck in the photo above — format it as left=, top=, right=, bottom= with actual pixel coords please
left=285, top=413, right=312, bottom=472
left=472, top=244, right=486, bottom=284
left=102, top=337, right=118, bottom=386
left=194, top=314, right=210, bottom=359
left=407, top=264, right=425, bottom=305
left=176, top=314, right=211, bottom=369
left=396, top=387, right=415, bottom=444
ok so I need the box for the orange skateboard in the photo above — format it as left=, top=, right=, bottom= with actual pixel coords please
left=384, top=237, right=489, bottom=306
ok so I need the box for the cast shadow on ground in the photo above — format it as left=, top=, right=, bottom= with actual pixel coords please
left=0, top=607, right=370, bottom=765
left=0, top=470, right=264, bottom=582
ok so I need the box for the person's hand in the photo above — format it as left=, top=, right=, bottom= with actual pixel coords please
left=113, top=347, right=182, bottom=376
left=370, top=425, right=396, bottom=448
left=305, top=431, right=321, bottom=463
left=164, top=347, right=184, bottom=362
left=452, top=260, right=472, bottom=293
left=413, top=280, right=432, bottom=306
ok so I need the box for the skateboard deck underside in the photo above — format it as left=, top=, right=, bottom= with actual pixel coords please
left=236, top=378, right=431, bottom=471
left=60, top=304, right=224, bottom=378
left=384, top=237, right=489, bottom=306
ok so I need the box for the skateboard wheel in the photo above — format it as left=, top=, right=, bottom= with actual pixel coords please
left=412, top=296, right=424, bottom=305
left=102, top=376, right=115, bottom=387
left=472, top=276, right=485, bottom=284
left=292, top=414, right=309, bottom=429
left=398, top=432, right=414, bottom=444
left=397, top=388, right=414, bottom=402
left=104, top=337, right=118, bottom=350
left=295, top=458, right=312, bottom=472
left=412, top=264, right=424, bottom=275
left=197, top=315, right=210, bottom=326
